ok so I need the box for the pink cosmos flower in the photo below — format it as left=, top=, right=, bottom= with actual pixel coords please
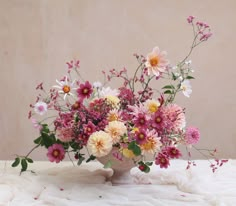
left=83, top=121, right=96, bottom=136
left=166, top=146, right=182, bottom=159
left=185, top=126, right=200, bottom=145
left=155, top=153, right=170, bottom=168
left=47, top=144, right=65, bottom=163
left=134, top=128, right=147, bottom=145
left=77, top=81, right=93, bottom=100
left=145, top=47, right=169, bottom=77
left=134, top=113, right=149, bottom=128
left=151, top=110, right=166, bottom=132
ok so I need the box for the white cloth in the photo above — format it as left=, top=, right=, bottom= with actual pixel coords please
left=0, top=160, right=236, bottom=206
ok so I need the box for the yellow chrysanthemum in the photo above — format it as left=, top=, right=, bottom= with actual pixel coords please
left=122, top=148, right=135, bottom=158
left=87, top=131, right=112, bottom=157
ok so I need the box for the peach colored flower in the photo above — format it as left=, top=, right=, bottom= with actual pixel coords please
left=105, top=121, right=127, bottom=144
left=145, top=47, right=169, bottom=77
left=87, top=131, right=112, bottom=157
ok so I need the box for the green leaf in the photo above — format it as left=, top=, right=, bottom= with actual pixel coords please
left=34, top=136, right=42, bottom=145
left=26, top=158, right=33, bottom=163
left=144, top=165, right=150, bottom=173
left=103, top=160, right=112, bottom=169
left=171, top=72, right=177, bottom=80
left=164, top=90, right=172, bottom=94
left=186, top=76, right=195, bottom=79
left=21, top=159, right=28, bottom=172
left=11, top=157, right=20, bottom=167
left=41, top=124, right=50, bottom=134
left=146, top=162, right=153, bottom=166
left=86, top=155, right=96, bottom=163
left=77, top=155, right=85, bottom=166
left=162, top=85, right=175, bottom=89
left=42, top=133, right=56, bottom=148
left=128, top=141, right=141, bottom=156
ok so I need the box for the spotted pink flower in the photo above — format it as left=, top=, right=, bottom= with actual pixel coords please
left=47, top=144, right=65, bottom=163
left=77, top=81, right=93, bottom=100
left=134, top=128, right=147, bottom=144
left=83, top=121, right=96, bottom=136
left=185, top=126, right=200, bottom=145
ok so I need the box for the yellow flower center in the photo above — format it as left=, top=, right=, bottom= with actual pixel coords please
left=148, top=103, right=158, bottom=113
left=53, top=150, right=59, bottom=157
left=139, top=133, right=145, bottom=139
left=63, top=85, right=71, bottom=93
left=156, top=117, right=161, bottom=123
left=83, top=88, right=89, bottom=94
left=107, top=113, right=119, bottom=122
left=150, top=56, right=159, bottom=67
left=142, top=140, right=155, bottom=151
left=96, top=140, right=104, bottom=149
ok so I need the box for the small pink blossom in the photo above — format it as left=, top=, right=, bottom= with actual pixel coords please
left=47, top=144, right=65, bottom=163
left=31, top=118, right=42, bottom=131
left=185, top=126, right=200, bottom=145
left=187, top=15, right=195, bottom=23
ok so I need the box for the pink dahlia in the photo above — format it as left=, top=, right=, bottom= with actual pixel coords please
left=47, top=144, right=65, bottom=163
left=134, top=113, right=149, bottom=128
left=57, top=127, right=74, bottom=142
left=77, top=81, right=93, bottom=100
left=161, top=104, right=186, bottom=131
left=185, top=126, right=200, bottom=145
left=155, top=153, right=170, bottom=169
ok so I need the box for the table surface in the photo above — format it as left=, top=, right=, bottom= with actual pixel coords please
left=0, top=159, right=236, bottom=206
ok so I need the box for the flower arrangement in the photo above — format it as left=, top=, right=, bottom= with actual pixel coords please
left=12, top=16, right=227, bottom=174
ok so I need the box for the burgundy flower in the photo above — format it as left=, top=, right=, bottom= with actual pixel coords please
left=166, top=146, right=182, bottom=159
left=47, top=144, right=65, bottom=163
left=155, top=153, right=170, bottom=169
left=77, top=81, right=93, bottom=100
left=83, top=121, right=96, bottom=135
left=134, top=113, right=148, bottom=128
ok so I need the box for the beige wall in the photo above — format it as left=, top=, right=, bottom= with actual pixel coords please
left=0, top=0, right=236, bottom=160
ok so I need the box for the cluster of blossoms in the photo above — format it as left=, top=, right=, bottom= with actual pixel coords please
left=12, top=16, right=227, bottom=173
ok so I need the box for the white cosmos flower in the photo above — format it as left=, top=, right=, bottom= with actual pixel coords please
left=34, top=101, right=48, bottom=115
left=99, top=86, right=119, bottom=97
left=180, top=80, right=192, bottom=98
left=93, top=81, right=102, bottom=88
left=53, top=78, right=77, bottom=100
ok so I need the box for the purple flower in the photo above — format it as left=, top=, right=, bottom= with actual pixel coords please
left=47, top=144, right=65, bottom=163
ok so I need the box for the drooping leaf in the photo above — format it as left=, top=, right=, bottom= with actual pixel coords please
left=21, top=159, right=28, bottom=172
left=11, top=157, right=20, bottom=167
left=86, top=155, right=96, bottom=163
left=77, top=155, right=85, bottom=166
left=145, top=162, right=153, bottom=166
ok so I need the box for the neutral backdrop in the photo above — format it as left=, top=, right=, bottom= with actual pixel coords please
left=0, top=0, right=235, bottom=161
